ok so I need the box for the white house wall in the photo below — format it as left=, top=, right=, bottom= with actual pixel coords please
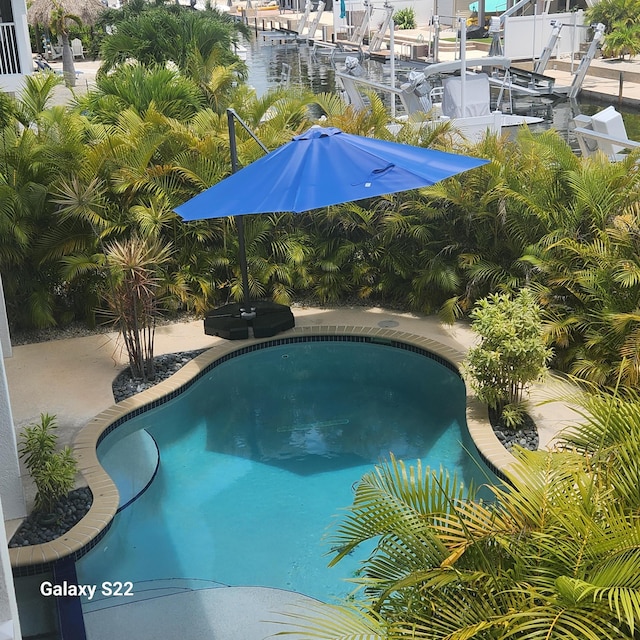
left=0, top=0, right=31, bottom=95
left=0, top=275, right=23, bottom=639
left=0, top=492, right=22, bottom=640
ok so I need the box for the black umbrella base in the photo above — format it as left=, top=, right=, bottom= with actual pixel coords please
left=204, top=301, right=295, bottom=340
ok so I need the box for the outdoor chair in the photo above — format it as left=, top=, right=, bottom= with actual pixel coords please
left=45, top=38, right=63, bottom=60
left=71, top=38, right=85, bottom=59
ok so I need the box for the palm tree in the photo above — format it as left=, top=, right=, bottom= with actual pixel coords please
left=75, top=63, right=205, bottom=123
left=27, top=0, right=105, bottom=87
left=98, top=4, right=248, bottom=79
left=290, top=440, right=640, bottom=639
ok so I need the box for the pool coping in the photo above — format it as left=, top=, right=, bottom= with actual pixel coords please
left=9, top=325, right=517, bottom=573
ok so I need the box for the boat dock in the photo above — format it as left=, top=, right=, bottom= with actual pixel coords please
left=232, top=2, right=640, bottom=108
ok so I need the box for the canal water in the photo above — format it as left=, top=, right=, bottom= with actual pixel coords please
left=242, top=33, right=640, bottom=145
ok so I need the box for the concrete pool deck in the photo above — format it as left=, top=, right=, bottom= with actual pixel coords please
left=83, top=585, right=333, bottom=640
left=3, top=306, right=582, bottom=639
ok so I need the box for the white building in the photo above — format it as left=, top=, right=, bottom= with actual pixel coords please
left=0, top=276, right=23, bottom=639
left=0, top=0, right=32, bottom=94
left=1, top=0, right=35, bottom=633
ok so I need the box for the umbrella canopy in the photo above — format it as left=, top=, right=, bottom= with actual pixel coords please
left=175, top=126, right=489, bottom=220
left=175, top=123, right=489, bottom=339
left=27, top=0, right=105, bottom=26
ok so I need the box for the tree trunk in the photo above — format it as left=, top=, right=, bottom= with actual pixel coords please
left=61, top=32, right=76, bottom=88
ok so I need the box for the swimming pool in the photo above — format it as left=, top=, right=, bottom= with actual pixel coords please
left=76, top=337, right=495, bottom=603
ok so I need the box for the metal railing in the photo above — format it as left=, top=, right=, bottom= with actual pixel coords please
left=0, top=23, right=21, bottom=75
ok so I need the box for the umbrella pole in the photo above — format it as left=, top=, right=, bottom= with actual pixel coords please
left=227, top=111, right=256, bottom=320
left=236, top=215, right=254, bottom=318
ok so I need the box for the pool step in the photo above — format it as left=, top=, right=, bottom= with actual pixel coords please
left=99, top=428, right=160, bottom=511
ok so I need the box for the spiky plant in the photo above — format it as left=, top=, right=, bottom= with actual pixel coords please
left=103, top=235, right=172, bottom=381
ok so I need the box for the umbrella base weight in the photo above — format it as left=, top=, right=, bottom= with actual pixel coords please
left=204, top=302, right=295, bottom=340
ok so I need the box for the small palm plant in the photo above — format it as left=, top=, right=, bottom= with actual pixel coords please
left=287, top=441, right=640, bottom=639
left=18, top=413, right=77, bottom=516
left=103, top=235, right=173, bottom=381
left=393, top=7, right=416, bottom=29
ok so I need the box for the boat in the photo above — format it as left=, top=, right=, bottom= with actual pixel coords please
left=336, top=53, right=543, bottom=142
left=573, top=106, right=640, bottom=161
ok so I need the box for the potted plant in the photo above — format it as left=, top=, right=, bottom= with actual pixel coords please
left=18, top=413, right=77, bottom=523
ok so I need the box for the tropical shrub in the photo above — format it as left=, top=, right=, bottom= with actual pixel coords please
left=602, top=22, right=640, bottom=59
left=585, top=0, right=640, bottom=28
left=18, top=413, right=77, bottom=515
left=585, top=0, right=640, bottom=59
left=98, top=3, right=248, bottom=79
left=286, top=385, right=640, bottom=639
left=462, top=288, right=552, bottom=416
left=393, top=7, right=416, bottom=30
left=292, top=435, right=640, bottom=639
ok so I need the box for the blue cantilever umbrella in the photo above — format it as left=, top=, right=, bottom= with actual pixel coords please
left=175, top=123, right=489, bottom=339
left=177, top=125, right=487, bottom=216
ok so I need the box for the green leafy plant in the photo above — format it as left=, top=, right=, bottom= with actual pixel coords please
left=500, top=401, right=527, bottom=429
left=462, top=288, right=552, bottom=414
left=602, top=22, right=640, bottom=59
left=393, top=7, right=416, bottom=29
left=18, top=413, right=77, bottom=515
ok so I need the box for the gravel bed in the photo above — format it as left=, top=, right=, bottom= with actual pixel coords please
left=9, top=487, right=93, bottom=547
left=112, top=349, right=208, bottom=402
left=489, top=409, right=539, bottom=452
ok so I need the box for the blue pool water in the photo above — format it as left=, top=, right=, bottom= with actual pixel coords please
left=76, top=339, right=495, bottom=603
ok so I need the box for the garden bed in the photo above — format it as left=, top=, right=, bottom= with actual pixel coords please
left=489, top=407, right=539, bottom=452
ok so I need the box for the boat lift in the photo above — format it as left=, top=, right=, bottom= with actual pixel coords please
left=312, top=1, right=372, bottom=60
left=336, top=50, right=541, bottom=141
left=488, top=21, right=605, bottom=101
left=261, top=0, right=311, bottom=43
left=313, top=1, right=393, bottom=63
left=488, top=0, right=547, bottom=56
left=296, top=0, right=326, bottom=42
left=564, top=22, right=605, bottom=99
left=533, top=18, right=562, bottom=74
left=367, top=2, right=394, bottom=54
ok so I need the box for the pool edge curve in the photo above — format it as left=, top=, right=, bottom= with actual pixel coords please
left=10, top=324, right=517, bottom=573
